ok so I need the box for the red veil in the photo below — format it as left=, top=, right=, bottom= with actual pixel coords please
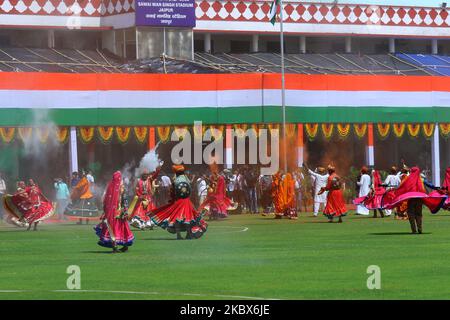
left=382, top=167, right=445, bottom=213
left=103, top=171, right=122, bottom=220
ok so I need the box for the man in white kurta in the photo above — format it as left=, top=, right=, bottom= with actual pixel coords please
left=356, top=169, right=371, bottom=216
left=308, top=167, right=329, bottom=216
left=383, top=167, right=402, bottom=217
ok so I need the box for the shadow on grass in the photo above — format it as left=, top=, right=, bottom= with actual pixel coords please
left=141, top=238, right=178, bottom=241
left=369, top=232, right=432, bottom=236
left=82, top=251, right=117, bottom=254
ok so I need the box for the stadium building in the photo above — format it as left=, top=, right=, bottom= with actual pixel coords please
left=0, top=0, right=449, bottom=194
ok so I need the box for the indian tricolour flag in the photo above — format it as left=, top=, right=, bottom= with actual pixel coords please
left=269, top=0, right=280, bottom=25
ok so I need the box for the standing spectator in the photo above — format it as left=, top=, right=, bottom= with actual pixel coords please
left=197, top=175, right=208, bottom=207
left=258, top=173, right=272, bottom=214
left=235, top=169, right=247, bottom=213
left=160, top=173, right=172, bottom=206
left=0, top=172, right=6, bottom=218
left=86, top=170, right=95, bottom=192
left=226, top=169, right=236, bottom=201
left=293, top=170, right=304, bottom=213
left=244, top=168, right=258, bottom=214
left=70, top=172, right=80, bottom=190
left=54, top=178, right=70, bottom=220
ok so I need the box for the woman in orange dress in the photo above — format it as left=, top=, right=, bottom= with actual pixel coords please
left=319, top=165, right=348, bottom=223
left=64, top=173, right=99, bottom=224
left=274, top=172, right=297, bottom=220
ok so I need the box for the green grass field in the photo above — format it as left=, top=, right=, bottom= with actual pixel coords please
left=1, top=211, right=450, bottom=300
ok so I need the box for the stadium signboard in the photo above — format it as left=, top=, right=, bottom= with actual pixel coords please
left=135, top=0, right=196, bottom=27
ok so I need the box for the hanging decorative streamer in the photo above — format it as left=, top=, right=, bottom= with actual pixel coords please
left=353, top=124, right=367, bottom=139
left=337, top=123, right=351, bottom=139
left=79, top=127, right=95, bottom=144
left=18, top=127, right=33, bottom=142
left=36, top=127, right=50, bottom=144
left=321, top=123, right=334, bottom=140
left=407, top=124, right=421, bottom=138
left=133, top=127, right=148, bottom=143
left=267, top=123, right=280, bottom=137
left=116, top=127, right=131, bottom=144
left=209, top=125, right=224, bottom=140
left=173, top=126, right=189, bottom=140
left=157, top=126, right=171, bottom=143
left=55, top=127, right=69, bottom=144
left=392, top=123, right=405, bottom=138
left=439, top=123, right=450, bottom=138
left=0, top=127, right=15, bottom=144
left=376, top=123, right=390, bottom=140
left=233, top=124, right=248, bottom=139
left=193, top=123, right=205, bottom=141
left=286, top=123, right=296, bottom=139
left=422, top=123, right=435, bottom=139
left=97, top=127, right=114, bottom=144
left=305, top=123, right=319, bottom=140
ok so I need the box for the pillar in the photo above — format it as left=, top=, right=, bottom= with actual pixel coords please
left=297, top=123, right=304, bottom=167
left=345, top=37, right=352, bottom=53
left=389, top=38, right=396, bottom=54
left=204, top=33, right=211, bottom=53
left=225, top=124, right=233, bottom=169
left=47, top=30, right=55, bottom=48
left=431, top=39, right=438, bottom=55
left=69, top=126, right=78, bottom=176
left=366, top=123, right=375, bottom=167
left=431, top=123, right=441, bottom=186
left=148, top=127, right=156, bottom=150
left=299, top=35, right=306, bottom=54
left=251, top=34, right=259, bottom=53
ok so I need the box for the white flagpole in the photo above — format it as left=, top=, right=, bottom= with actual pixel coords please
left=279, top=0, right=287, bottom=173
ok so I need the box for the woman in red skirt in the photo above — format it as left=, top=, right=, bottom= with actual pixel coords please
left=149, top=165, right=207, bottom=240
left=95, top=171, right=134, bottom=253
left=3, top=180, right=54, bottom=230
left=319, top=165, right=348, bottom=223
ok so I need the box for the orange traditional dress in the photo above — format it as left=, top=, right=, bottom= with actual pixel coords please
left=64, top=176, right=99, bottom=218
left=273, top=173, right=298, bottom=219
left=272, top=172, right=284, bottom=215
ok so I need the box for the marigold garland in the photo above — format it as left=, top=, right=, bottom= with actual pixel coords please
left=337, top=124, right=350, bottom=139
left=285, top=123, right=296, bottom=139
left=353, top=124, right=367, bottom=139
left=97, top=127, right=114, bottom=143
left=0, top=127, right=15, bottom=144
left=422, top=123, right=435, bottom=139
left=439, top=123, right=450, bottom=138
left=116, top=127, right=131, bottom=144
left=79, top=127, right=95, bottom=144
left=157, top=126, right=171, bottom=142
left=18, top=127, right=33, bottom=142
left=209, top=125, right=224, bottom=140
left=392, top=123, right=405, bottom=138
left=36, top=127, right=50, bottom=144
left=133, top=127, right=148, bottom=143
left=173, top=126, right=189, bottom=140
left=267, top=123, right=280, bottom=137
left=55, top=127, right=69, bottom=144
left=321, top=124, right=334, bottom=140
left=193, top=123, right=205, bottom=141
left=407, top=124, right=420, bottom=138
left=305, top=123, right=319, bottom=140
left=376, top=123, right=390, bottom=140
